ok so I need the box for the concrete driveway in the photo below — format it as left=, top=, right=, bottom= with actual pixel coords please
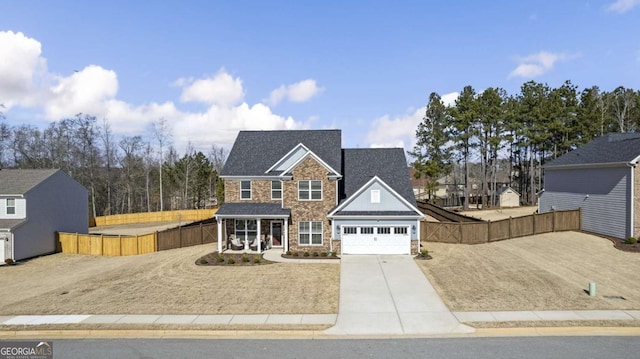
left=326, top=255, right=473, bottom=335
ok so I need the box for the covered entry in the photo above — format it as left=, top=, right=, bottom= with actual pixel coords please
left=341, top=225, right=411, bottom=255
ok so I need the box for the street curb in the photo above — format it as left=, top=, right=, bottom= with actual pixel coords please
left=475, top=327, right=640, bottom=337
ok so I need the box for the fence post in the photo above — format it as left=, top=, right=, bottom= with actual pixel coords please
left=135, top=234, right=139, bottom=255
left=532, top=213, right=537, bottom=235
left=154, top=231, right=158, bottom=252
left=578, top=208, right=582, bottom=231
left=179, top=225, right=183, bottom=248
left=119, top=235, right=122, bottom=256
left=200, top=223, right=204, bottom=244
left=458, top=222, right=463, bottom=244
left=508, top=216, right=513, bottom=239
left=552, top=210, right=557, bottom=232
left=75, top=232, right=79, bottom=254
left=487, top=221, right=491, bottom=243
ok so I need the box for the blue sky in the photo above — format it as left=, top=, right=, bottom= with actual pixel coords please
left=1, top=1, right=639, bottom=154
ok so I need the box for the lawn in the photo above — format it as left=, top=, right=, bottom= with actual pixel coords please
left=418, top=231, right=640, bottom=311
left=0, top=244, right=339, bottom=315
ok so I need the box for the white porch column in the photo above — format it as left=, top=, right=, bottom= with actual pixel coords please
left=217, top=218, right=223, bottom=253
left=284, top=218, right=289, bottom=252
left=257, top=218, right=261, bottom=252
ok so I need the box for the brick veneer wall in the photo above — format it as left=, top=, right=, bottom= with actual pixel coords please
left=225, top=179, right=282, bottom=203
left=283, top=156, right=337, bottom=252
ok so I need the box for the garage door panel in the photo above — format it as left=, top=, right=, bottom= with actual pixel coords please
left=342, top=226, right=411, bottom=255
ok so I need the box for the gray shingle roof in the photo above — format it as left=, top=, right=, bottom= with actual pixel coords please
left=544, top=133, right=640, bottom=168
left=216, top=203, right=291, bottom=217
left=0, top=169, right=60, bottom=194
left=222, top=130, right=342, bottom=176
left=0, top=219, right=26, bottom=230
left=341, top=148, right=416, bottom=206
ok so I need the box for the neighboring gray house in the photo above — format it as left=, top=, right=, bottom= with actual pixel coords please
left=0, top=169, right=88, bottom=262
left=216, top=130, right=423, bottom=255
left=539, top=133, right=640, bottom=239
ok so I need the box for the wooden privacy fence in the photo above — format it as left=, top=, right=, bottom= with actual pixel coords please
left=90, top=209, right=217, bottom=227
left=58, top=222, right=218, bottom=256
left=422, top=209, right=581, bottom=244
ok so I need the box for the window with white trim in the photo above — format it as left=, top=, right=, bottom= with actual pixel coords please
left=271, top=180, right=282, bottom=200
left=6, top=198, right=15, bottom=215
left=298, top=180, right=322, bottom=200
left=378, top=227, right=391, bottom=234
left=343, top=226, right=357, bottom=235
left=394, top=227, right=408, bottom=235
left=235, top=219, right=257, bottom=242
left=361, top=227, right=374, bottom=235
left=240, top=180, right=252, bottom=200
left=371, top=189, right=380, bottom=203
left=299, top=221, right=323, bottom=245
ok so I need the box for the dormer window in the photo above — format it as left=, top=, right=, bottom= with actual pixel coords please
left=6, top=198, right=15, bottom=215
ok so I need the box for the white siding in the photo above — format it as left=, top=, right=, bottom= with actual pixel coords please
left=539, top=166, right=631, bottom=239
left=0, top=198, right=26, bottom=219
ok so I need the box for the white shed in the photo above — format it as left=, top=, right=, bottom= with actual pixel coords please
left=497, top=186, right=520, bottom=208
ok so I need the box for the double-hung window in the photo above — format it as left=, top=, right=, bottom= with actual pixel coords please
left=271, top=181, right=282, bottom=200
left=298, top=180, right=322, bottom=200
left=6, top=198, right=15, bottom=215
left=299, top=221, right=322, bottom=245
left=235, top=219, right=257, bottom=242
left=240, top=180, right=252, bottom=200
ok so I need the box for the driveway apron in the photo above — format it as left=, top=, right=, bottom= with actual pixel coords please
left=326, top=255, right=474, bottom=335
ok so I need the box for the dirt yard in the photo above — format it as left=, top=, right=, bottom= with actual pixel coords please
left=89, top=221, right=192, bottom=235
left=0, top=244, right=339, bottom=315
left=418, top=231, right=640, bottom=311
left=459, top=206, right=538, bottom=221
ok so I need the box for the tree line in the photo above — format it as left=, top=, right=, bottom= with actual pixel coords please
left=410, top=81, right=640, bottom=209
left=0, top=110, right=227, bottom=217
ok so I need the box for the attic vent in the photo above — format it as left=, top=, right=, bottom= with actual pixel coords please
left=371, top=190, right=381, bottom=204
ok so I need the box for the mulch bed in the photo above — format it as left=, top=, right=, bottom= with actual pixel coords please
left=281, top=253, right=339, bottom=260
left=584, top=231, right=640, bottom=253
left=195, top=252, right=274, bottom=266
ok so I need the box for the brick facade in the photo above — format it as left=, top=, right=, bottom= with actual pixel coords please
left=225, top=179, right=282, bottom=204
left=283, top=156, right=337, bottom=252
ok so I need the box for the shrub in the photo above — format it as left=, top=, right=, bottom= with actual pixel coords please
left=198, top=258, right=208, bottom=265
left=286, top=250, right=292, bottom=255
left=312, top=252, right=319, bottom=257
left=227, top=257, right=236, bottom=265
left=4, top=258, right=14, bottom=265
left=626, top=237, right=638, bottom=244
left=330, top=251, right=337, bottom=257
left=293, top=252, right=299, bottom=257
left=253, top=256, right=261, bottom=264
left=303, top=251, right=310, bottom=257
left=320, top=252, right=327, bottom=257
left=242, top=254, right=250, bottom=263
left=216, top=256, right=225, bottom=263
left=420, top=248, right=430, bottom=256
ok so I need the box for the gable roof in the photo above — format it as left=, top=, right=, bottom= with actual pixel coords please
left=221, top=130, right=342, bottom=176
left=544, top=133, right=640, bottom=168
left=341, top=148, right=416, bottom=205
left=0, top=169, right=60, bottom=195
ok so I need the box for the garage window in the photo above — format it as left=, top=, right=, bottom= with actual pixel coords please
left=343, top=226, right=357, bottom=235
left=361, top=227, right=374, bottom=235
left=299, top=221, right=322, bottom=245
left=377, top=227, right=391, bottom=234
left=394, top=227, right=408, bottom=235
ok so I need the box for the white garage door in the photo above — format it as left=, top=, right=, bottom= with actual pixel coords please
left=342, top=226, right=411, bottom=255
left=0, top=234, right=7, bottom=262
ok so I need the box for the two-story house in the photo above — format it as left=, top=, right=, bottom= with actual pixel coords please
left=0, top=169, right=88, bottom=262
left=215, top=130, right=423, bottom=255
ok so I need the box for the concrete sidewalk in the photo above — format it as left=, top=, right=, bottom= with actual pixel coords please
left=0, top=314, right=337, bottom=326
left=453, top=310, right=640, bottom=322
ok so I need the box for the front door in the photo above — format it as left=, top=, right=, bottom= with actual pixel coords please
left=271, top=221, right=283, bottom=247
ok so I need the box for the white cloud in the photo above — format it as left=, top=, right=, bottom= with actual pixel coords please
left=508, top=51, right=569, bottom=78
left=606, top=0, right=640, bottom=13
left=178, top=69, right=244, bottom=106
left=441, top=92, right=460, bottom=107
left=267, top=79, right=323, bottom=105
left=366, top=108, right=423, bottom=150
left=0, top=31, right=307, bottom=151
left=0, top=31, right=48, bottom=108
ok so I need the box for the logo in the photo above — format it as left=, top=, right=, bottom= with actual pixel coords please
left=0, top=341, right=53, bottom=359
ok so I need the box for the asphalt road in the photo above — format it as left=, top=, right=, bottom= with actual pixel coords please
left=30, top=337, right=640, bottom=359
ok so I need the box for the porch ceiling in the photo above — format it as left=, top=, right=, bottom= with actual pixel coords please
left=215, top=203, right=291, bottom=218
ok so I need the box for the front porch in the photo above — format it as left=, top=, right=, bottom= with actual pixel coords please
left=215, top=203, right=291, bottom=254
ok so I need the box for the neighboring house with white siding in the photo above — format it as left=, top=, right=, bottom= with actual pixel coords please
left=538, top=133, right=640, bottom=239
left=0, top=169, right=88, bottom=262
